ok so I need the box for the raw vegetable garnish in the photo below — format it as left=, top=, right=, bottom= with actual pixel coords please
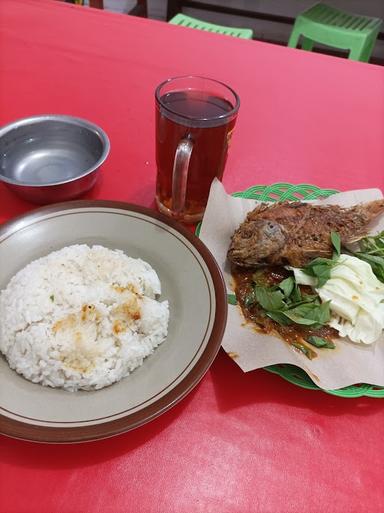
left=245, top=276, right=331, bottom=330
left=234, top=230, right=384, bottom=358
left=354, top=230, right=384, bottom=283
left=290, top=230, right=384, bottom=346
left=301, top=232, right=341, bottom=287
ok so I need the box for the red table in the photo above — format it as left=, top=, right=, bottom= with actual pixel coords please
left=1, top=1, right=384, bottom=512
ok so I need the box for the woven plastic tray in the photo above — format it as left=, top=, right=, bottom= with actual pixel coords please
left=197, top=183, right=384, bottom=398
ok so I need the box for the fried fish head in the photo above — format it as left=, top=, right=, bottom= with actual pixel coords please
left=228, top=218, right=287, bottom=267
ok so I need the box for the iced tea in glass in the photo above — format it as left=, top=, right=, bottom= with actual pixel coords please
left=155, top=76, right=239, bottom=223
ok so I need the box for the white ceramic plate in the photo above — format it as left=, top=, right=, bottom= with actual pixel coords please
left=0, top=201, right=227, bottom=443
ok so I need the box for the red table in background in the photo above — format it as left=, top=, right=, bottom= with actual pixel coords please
left=1, top=1, right=384, bottom=512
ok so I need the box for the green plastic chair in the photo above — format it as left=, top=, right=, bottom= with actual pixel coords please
left=288, top=3, right=382, bottom=62
left=169, top=13, right=253, bottom=40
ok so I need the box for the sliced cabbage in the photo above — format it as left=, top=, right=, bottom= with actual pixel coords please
left=289, top=267, right=316, bottom=287
left=292, top=255, right=384, bottom=345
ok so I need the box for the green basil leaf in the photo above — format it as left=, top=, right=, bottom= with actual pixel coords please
left=307, top=336, right=335, bottom=349
left=311, top=265, right=332, bottom=288
left=354, top=231, right=384, bottom=283
left=359, top=230, right=384, bottom=253
left=283, top=298, right=321, bottom=311
left=282, top=312, right=322, bottom=326
left=302, top=256, right=337, bottom=288
left=302, top=267, right=316, bottom=277
left=356, top=254, right=384, bottom=264
left=290, top=283, right=302, bottom=303
left=301, top=293, right=318, bottom=302
left=266, top=311, right=292, bottom=325
left=282, top=301, right=331, bottom=327
left=291, top=342, right=315, bottom=359
left=255, top=286, right=285, bottom=311
left=331, top=231, right=341, bottom=257
left=303, top=257, right=335, bottom=271
left=315, top=301, right=332, bottom=324
left=279, top=277, right=295, bottom=298
left=227, top=294, right=238, bottom=306
left=354, top=253, right=384, bottom=283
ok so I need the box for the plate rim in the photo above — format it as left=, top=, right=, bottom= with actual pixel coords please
left=0, top=200, right=227, bottom=443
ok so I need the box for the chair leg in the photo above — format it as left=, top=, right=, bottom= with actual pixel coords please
left=348, top=41, right=367, bottom=61
left=355, top=37, right=377, bottom=63
left=301, top=37, right=314, bottom=51
left=287, top=25, right=302, bottom=48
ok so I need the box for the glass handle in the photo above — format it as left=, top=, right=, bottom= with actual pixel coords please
left=172, top=137, right=193, bottom=214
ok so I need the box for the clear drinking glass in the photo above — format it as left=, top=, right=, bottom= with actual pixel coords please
left=155, top=76, right=240, bottom=223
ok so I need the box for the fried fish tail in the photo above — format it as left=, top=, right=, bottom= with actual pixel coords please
left=343, top=199, right=384, bottom=243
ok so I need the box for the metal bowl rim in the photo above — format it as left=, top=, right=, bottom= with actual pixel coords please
left=0, top=114, right=110, bottom=187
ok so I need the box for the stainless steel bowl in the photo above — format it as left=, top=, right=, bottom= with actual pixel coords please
left=0, top=115, right=110, bottom=204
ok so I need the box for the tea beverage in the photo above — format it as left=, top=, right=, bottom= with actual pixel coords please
left=155, top=77, right=239, bottom=223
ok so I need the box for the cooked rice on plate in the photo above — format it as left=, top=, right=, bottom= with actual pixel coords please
left=0, top=245, right=169, bottom=391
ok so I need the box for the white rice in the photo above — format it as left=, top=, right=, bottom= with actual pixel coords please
left=0, top=245, right=169, bottom=391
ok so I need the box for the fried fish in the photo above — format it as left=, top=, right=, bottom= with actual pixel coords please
left=227, top=200, right=384, bottom=268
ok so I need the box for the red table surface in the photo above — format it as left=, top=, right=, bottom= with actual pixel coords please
left=1, top=1, right=384, bottom=512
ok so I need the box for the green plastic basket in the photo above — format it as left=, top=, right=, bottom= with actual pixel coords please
left=197, top=183, right=384, bottom=398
